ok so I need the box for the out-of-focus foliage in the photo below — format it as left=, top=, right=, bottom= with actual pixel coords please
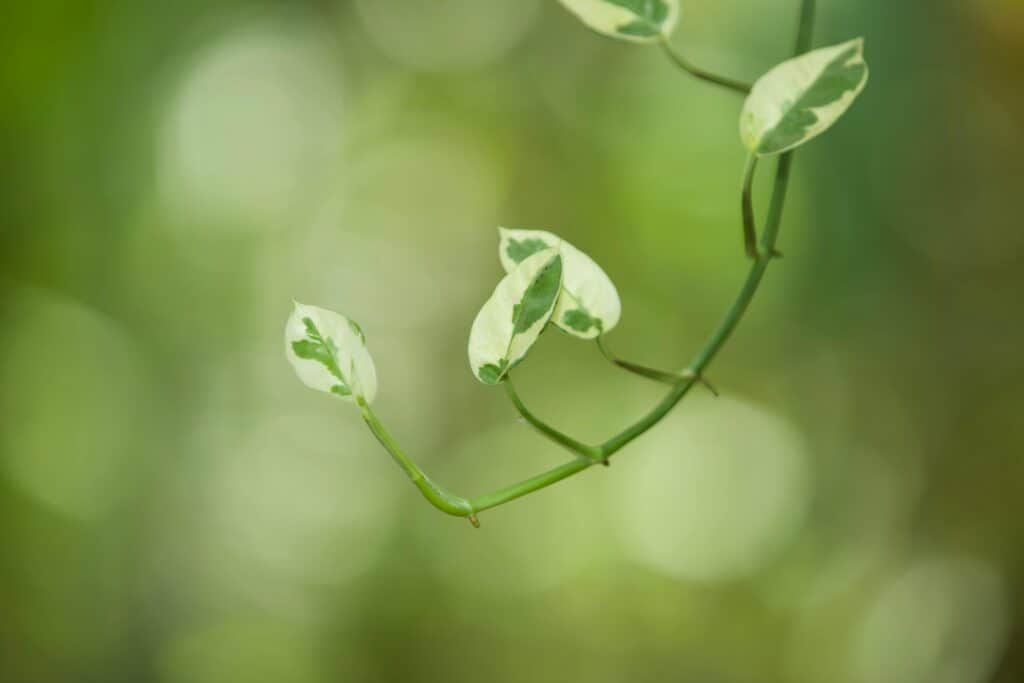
left=1, top=1, right=1023, bottom=682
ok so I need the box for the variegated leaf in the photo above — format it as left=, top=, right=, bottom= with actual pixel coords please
left=468, top=248, right=563, bottom=384
left=557, top=0, right=679, bottom=43
left=285, top=302, right=377, bottom=404
left=498, top=228, right=621, bottom=339
left=741, top=38, right=869, bottom=156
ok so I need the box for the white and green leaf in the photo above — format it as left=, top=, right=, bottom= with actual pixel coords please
left=468, top=248, right=563, bottom=385
left=285, top=302, right=377, bottom=404
left=498, top=228, right=621, bottom=340
left=557, top=0, right=679, bottom=43
left=740, top=38, right=869, bottom=156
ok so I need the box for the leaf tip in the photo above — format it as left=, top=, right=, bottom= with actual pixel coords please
left=290, top=299, right=312, bottom=316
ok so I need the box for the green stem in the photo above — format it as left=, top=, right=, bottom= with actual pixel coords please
left=466, top=139, right=800, bottom=512
left=359, top=398, right=478, bottom=524
left=357, top=0, right=816, bottom=525
left=504, top=378, right=603, bottom=461
left=466, top=0, right=815, bottom=509
left=596, top=336, right=718, bottom=395
left=741, top=154, right=760, bottom=259
left=792, top=0, right=817, bottom=58
left=658, top=35, right=752, bottom=95
left=469, top=457, right=593, bottom=513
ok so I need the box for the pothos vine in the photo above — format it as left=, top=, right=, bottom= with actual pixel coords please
left=284, top=0, right=868, bottom=527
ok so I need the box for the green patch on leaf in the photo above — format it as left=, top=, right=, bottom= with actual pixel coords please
left=616, top=20, right=659, bottom=38
left=478, top=360, right=509, bottom=385
left=562, top=308, right=601, bottom=334
left=468, top=247, right=563, bottom=385
left=511, top=257, right=563, bottom=334
left=758, top=45, right=865, bottom=153
left=557, top=0, right=676, bottom=42
left=291, top=317, right=350, bottom=394
left=498, top=228, right=621, bottom=339
left=742, top=39, right=869, bottom=156
left=608, top=0, right=670, bottom=36
left=506, top=238, right=550, bottom=265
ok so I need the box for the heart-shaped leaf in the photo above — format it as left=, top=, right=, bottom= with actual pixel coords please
left=740, top=38, right=869, bottom=156
left=498, top=228, right=621, bottom=339
left=468, top=248, right=563, bottom=384
left=557, top=0, right=679, bottom=43
left=285, top=302, right=378, bottom=404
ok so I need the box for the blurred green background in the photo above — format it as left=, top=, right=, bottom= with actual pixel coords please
left=2, top=1, right=1023, bottom=681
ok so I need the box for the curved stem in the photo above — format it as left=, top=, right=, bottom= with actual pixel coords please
left=468, top=0, right=815, bottom=505
left=504, top=377, right=603, bottom=461
left=658, top=35, right=752, bottom=95
left=359, top=398, right=478, bottom=525
left=356, top=0, right=816, bottom=525
left=467, top=141, right=801, bottom=511
left=470, top=457, right=593, bottom=513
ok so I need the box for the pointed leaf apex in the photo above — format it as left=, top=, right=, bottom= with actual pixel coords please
left=285, top=302, right=378, bottom=404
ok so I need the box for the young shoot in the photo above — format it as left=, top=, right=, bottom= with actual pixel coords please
left=284, top=0, right=868, bottom=527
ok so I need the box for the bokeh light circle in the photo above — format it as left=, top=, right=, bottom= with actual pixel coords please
left=158, top=19, right=343, bottom=230
left=353, top=0, right=540, bottom=72
left=200, top=413, right=399, bottom=587
left=0, top=288, right=151, bottom=520
left=615, top=395, right=811, bottom=582
left=419, top=421, right=612, bottom=597
left=850, top=556, right=1010, bottom=683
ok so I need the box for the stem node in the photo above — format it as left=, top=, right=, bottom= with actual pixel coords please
left=688, top=371, right=719, bottom=397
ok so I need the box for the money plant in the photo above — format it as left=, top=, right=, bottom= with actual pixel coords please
left=285, top=0, right=868, bottom=527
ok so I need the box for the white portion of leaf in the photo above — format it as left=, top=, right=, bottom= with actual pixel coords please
left=498, top=228, right=621, bottom=339
left=468, top=248, right=563, bottom=385
left=741, top=38, right=869, bottom=156
left=557, top=0, right=679, bottom=44
left=285, top=302, right=378, bottom=404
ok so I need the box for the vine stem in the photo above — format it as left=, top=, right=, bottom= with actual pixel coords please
left=358, top=0, right=817, bottom=525
left=359, top=397, right=479, bottom=525
left=504, top=379, right=604, bottom=462
left=658, top=35, right=752, bottom=95
left=595, top=336, right=719, bottom=396
left=741, top=154, right=761, bottom=259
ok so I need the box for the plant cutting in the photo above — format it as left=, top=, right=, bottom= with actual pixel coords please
left=285, top=0, right=868, bottom=527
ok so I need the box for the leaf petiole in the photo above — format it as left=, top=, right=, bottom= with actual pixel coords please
left=595, top=336, right=718, bottom=396
left=504, top=377, right=606, bottom=463
left=358, top=397, right=478, bottom=524
left=658, top=35, right=752, bottom=95
left=741, top=154, right=761, bottom=259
